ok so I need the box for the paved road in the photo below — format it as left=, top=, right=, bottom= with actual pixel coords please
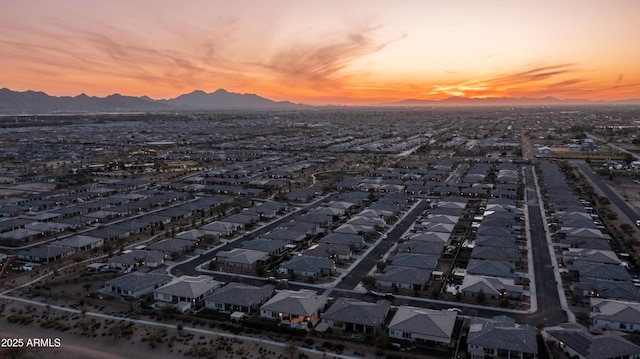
left=575, top=161, right=640, bottom=225
left=517, top=166, right=566, bottom=326
left=334, top=199, right=430, bottom=290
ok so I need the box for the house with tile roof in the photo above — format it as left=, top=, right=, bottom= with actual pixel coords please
left=388, top=306, right=456, bottom=347
left=467, top=316, right=537, bottom=359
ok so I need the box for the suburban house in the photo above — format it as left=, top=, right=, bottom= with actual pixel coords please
left=318, top=232, right=365, bottom=251
left=50, top=235, right=104, bottom=251
left=466, top=258, right=518, bottom=279
left=467, top=316, right=537, bottom=359
left=304, top=243, right=352, bottom=260
left=385, top=253, right=438, bottom=271
left=259, top=289, right=328, bottom=329
left=590, top=297, right=640, bottom=333
left=279, top=255, right=336, bottom=279
left=563, top=248, right=623, bottom=266
left=104, top=271, right=172, bottom=298
left=241, top=238, right=288, bottom=257
left=205, top=282, right=275, bottom=314
left=200, top=221, right=237, bottom=237
left=147, top=238, right=196, bottom=255
left=375, top=266, right=432, bottom=291
left=154, top=275, right=222, bottom=309
left=321, top=298, right=390, bottom=334
left=17, top=245, right=76, bottom=263
left=396, top=239, right=445, bottom=256
left=107, top=249, right=166, bottom=270
left=388, top=306, right=457, bottom=347
left=215, top=248, right=270, bottom=270
left=460, top=274, right=523, bottom=300
left=543, top=323, right=640, bottom=359
left=261, top=227, right=309, bottom=244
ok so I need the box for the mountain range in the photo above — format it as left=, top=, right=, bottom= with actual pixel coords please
left=0, top=88, right=301, bottom=114
left=1, top=87, right=639, bottom=114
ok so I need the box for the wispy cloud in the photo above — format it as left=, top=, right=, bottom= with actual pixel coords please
left=260, top=24, right=404, bottom=88
left=426, top=63, right=594, bottom=98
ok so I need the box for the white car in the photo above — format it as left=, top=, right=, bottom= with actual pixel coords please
left=447, top=307, right=462, bottom=313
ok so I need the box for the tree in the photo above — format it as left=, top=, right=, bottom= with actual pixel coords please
left=82, top=283, right=92, bottom=292
left=284, top=341, right=299, bottom=358
left=477, top=288, right=486, bottom=304
left=373, top=327, right=389, bottom=348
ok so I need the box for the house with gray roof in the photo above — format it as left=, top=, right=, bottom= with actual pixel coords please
left=563, top=248, right=623, bottom=266
left=154, top=275, right=222, bottom=308
left=375, top=266, right=432, bottom=291
left=205, top=282, right=275, bottom=314
left=560, top=236, right=611, bottom=250
left=262, top=227, right=309, bottom=243
left=304, top=243, right=352, bottom=260
left=471, top=245, right=521, bottom=263
left=414, top=221, right=455, bottom=234
left=572, top=278, right=640, bottom=301
left=388, top=306, right=456, bottom=347
left=279, top=255, right=335, bottom=279
left=104, top=271, right=172, bottom=298
left=51, top=235, right=104, bottom=251
left=466, top=258, right=518, bottom=279
left=108, top=249, right=166, bottom=270
left=147, top=238, right=196, bottom=255
left=259, top=289, right=328, bottom=328
left=467, top=316, right=537, bottom=359
left=215, top=248, right=270, bottom=270
left=460, top=274, right=523, bottom=300
left=590, top=298, right=640, bottom=333
left=17, top=245, right=76, bottom=263
left=407, top=231, right=451, bottom=244
left=241, top=238, right=288, bottom=256
left=174, top=229, right=210, bottom=242
left=569, top=262, right=632, bottom=282
left=396, top=239, right=445, bottom=256
left=474, top=235, right=516, bottom=248
left=385, top=253, right=438, bottom=270
left=319, top=232, right=364, bottom=250
left=543, top=323, right=640, bottom=359
left=200, top=221, right=237, bottom=237
left=322, top=298, right=390, bottom=334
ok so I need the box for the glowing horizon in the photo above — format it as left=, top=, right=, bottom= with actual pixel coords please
left=1, top=0, right=639, bottom=105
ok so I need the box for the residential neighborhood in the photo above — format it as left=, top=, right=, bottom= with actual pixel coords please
left=2, top=106, right=640, bottom=358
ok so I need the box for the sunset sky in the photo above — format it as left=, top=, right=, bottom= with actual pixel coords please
left=1, top=0, right=639, bottom=105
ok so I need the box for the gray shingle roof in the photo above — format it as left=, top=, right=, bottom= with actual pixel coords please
left=205, top=282, right=275, bottom=308
left=260, top=289, right=327, bottom=317
left=105, top=272, right=172, bottom=293
left=322, top=298, right=390, bottom=327
left=389, top=306, right=456, bottom=342
left=467, top=316, right=537, bottom=356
